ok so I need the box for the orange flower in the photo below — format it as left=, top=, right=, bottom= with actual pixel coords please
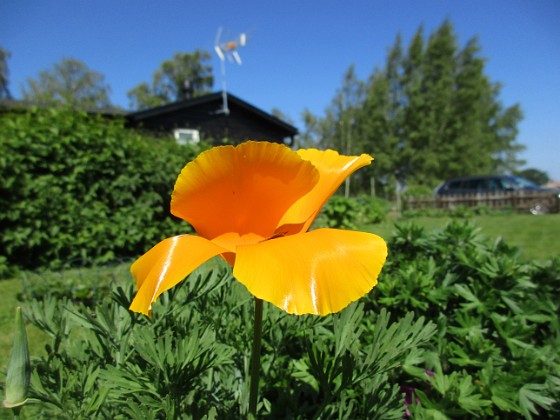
left=130, top=141, right=387, bottom=316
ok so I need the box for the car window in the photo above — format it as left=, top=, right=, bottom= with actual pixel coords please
left=486, top=178, right=499, bottom=189
left=511, top=176, right=539, bottom=188
left=460, top=179, right=482, bottom=190
left=500, top=178, right=516, bottom=189
left=448, top=180, right=462, bottom=190
left=439, top=175, right=543, bottom=196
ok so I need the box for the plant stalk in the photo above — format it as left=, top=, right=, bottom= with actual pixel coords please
left=249, top=297, right=263, bottom=417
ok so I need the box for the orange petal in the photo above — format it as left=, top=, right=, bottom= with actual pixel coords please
left=130, top=235, right=227, bottom=316
left=171, top=141, right=319, bottom=245
left=279, top=149, right=372, bottom=232
left=233, top=228, right=387, bottom=315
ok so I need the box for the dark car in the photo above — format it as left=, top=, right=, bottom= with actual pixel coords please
left=435, top=175, right=546, bottom=196
left=435, top=175, right=559, bottom=214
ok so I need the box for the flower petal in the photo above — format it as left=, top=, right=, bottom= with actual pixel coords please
left=233, top=228, right=387, bottom=315
left=171, top=141, right=319, bottom=244
left=279, top=149, right=372, bottom=232
left=130, top=235, right=227, bottom=316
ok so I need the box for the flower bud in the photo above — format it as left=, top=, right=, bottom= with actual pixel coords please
left=3, top=307, right=30, bottom=409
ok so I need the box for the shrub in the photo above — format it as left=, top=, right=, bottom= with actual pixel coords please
left=402, top=184, right=434, bottom=199
left=314, top=195, right=360, bottom=229
left=356, top=194, right=390, bottom=224
left=313, top=194, right=389, bottom=230
left=0, top=107, right=206, bottom=273
left=402, top=207, right=447, bottom=218
left=402, top=204, right=505, bottom=218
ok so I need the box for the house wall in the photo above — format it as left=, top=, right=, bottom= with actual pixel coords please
left=129, top=101, right=293, bottom=145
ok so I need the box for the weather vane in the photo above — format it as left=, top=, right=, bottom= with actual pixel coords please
left=214, top=28, right=247, bottom=115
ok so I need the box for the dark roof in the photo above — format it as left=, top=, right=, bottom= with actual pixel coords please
left=127, top=91, right=298, bottom=138
left=1, top=93, right=298, bottom=145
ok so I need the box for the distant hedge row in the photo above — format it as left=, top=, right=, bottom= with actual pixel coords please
left=0, top=107, right=205, bottom=274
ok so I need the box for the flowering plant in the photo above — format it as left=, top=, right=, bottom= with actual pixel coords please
left=130, top=141, right=387, bottom=316
left=129, top=140, right=387, bottom=415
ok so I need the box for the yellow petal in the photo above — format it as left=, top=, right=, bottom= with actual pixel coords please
left=279, top=149, right=372, bottom=232
left=233, top=229, right=387, bottom=315
left=171, top=141, right=319, bottom=245
left=130, top=235, right=227, bottom=316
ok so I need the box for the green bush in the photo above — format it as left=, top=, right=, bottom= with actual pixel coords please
left=402, top=207, right=447, bottom=218
left=314, top=195, right=360, bottom=229
left=402, top=204, right=507, bottom=219
left=0, top=107, right=206, bottom=273
left=356, top=194, right=390, bottom=224
left=402, top=184, right=434, bottom=199
left=315, top=195, right=389, bottom=229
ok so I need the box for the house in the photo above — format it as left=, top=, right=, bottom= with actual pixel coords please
left=126, top=92, right=298, bottom=146
left=1, top=92, right=299, bottom=146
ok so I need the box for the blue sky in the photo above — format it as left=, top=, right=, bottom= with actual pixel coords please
left=2, top=0, right=559, bottom=179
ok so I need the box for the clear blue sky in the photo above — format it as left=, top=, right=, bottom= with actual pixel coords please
left=3, top=0, right=559, bottom=180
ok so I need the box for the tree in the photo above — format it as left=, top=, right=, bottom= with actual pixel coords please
left=515, top=168, right=550, bottom=185
left=21, top=58, right=112, bottom=110
left=297, top=109, right=323, bottom=148
left=128, top=50, right=213, bottom=110
left=355, top=69, right=399, bottom=196
left=319, top=66, right=365, bottom=153
left=0, top=47, right=11, bottom=99
left=408, top=22, right=458, bottom=186
left=271, top=107, right=295, bottom=126
left=304, top=20, right=524, bottom=193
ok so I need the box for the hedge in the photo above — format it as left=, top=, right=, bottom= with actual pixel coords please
left=0, top=107, right=204, bottom=274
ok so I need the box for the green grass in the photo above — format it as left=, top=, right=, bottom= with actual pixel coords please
left=366, top=213, right=560, bottom=261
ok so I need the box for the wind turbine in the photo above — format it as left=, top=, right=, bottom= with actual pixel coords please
left=214, top=28, right=247, bottom=114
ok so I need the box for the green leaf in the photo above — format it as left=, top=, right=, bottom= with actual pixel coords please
left=518, top=383, right=556, bottom=418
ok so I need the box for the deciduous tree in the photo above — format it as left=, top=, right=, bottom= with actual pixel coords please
left=514, top=168, right=550, bottom=185
left=128, top=50, right=213, bottom=110
left=21, top=58, right=113, bottom=110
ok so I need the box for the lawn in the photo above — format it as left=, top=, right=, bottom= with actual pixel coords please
left=366, top=213, right=560, bottom=261
left=1, top=213, right=558, bottom=380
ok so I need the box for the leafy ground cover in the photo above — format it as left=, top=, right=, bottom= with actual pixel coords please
left=1, top=215, right=559, bottom=418
left=2, top=264, right=436, bottom=418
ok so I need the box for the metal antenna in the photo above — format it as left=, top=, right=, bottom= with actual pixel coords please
left=214, top=28, right=247, bottom=115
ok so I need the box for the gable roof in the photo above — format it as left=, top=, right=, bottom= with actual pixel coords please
left=1, top=93, right=299, bottom=145
left=126, top=92, right=298, bottom=142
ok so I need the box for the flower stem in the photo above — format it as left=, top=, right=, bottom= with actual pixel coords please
left=249, top=297, right=263, bottom=418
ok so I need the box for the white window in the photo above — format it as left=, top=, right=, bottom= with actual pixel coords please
left=173, top=128, right=200, bottom=145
